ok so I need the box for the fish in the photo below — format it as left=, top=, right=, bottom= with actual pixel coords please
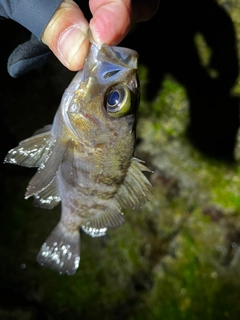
left=4, top=33, right=152, bottom=275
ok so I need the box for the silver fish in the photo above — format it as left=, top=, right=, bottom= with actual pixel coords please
left=4, top=36, right=152, bottom=275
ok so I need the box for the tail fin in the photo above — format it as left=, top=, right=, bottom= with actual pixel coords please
left=37, top=222, right=80, bottom=275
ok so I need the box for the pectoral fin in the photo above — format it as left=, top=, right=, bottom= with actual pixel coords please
left=25, top=139, right=71, bottom=198
left=4, top=131, right=53, bottom=167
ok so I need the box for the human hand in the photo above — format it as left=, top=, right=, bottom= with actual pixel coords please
left=42, top=0, right=160, bottom=71
left=4, top=0, right=159, bottom=77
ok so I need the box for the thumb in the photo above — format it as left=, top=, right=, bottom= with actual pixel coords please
left=41, top=0, right=90, bottom=71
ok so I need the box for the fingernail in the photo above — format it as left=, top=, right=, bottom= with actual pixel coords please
left=58, top=26, right=87, bottom=67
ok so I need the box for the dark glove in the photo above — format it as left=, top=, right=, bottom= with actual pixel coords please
left=7, top=34, right=52, bottom=78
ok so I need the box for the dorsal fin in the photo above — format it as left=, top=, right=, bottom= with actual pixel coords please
left=33, top=124, right=52, bottom=135
left=4, top=130, right=53, bottom=167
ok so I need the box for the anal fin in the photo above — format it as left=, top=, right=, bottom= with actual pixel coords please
left=81, top=200, right=125, bottom=238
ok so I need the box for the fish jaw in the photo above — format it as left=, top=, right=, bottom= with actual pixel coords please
left=58, top=41, right=139, bottom=143
left=86, top=41, right=138, bottom=78
left=84, top=42, right=139, bottom=92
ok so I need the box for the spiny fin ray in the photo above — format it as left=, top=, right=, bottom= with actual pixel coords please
left=25, top=140, right=71, bottom=198
left=4, top=131, right=53, bottom=167
left=81, top=203, right=125, bottom=238
left=33, top=177, right=61, bottom=209
left=81, top=157, right=151, bottom=237
left=115, top=157, right=152, bottom=208
left=33, top=124, right=52, bottom=135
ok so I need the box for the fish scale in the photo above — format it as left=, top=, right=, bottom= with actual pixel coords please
left=4, top=34, right=152, bottom=275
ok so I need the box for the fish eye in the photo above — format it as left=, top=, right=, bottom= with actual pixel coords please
left=105, top=84, right=131, bottom=117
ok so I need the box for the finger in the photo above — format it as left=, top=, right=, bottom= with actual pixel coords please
left=89, top=0, right=132, bottom=45
left=41, top=0, right=90, bottom=71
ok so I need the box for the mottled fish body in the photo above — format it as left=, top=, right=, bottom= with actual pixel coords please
left=5, top=35, right=151, bottom=275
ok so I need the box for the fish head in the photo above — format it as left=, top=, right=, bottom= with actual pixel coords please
left=63, top=38, right=140, bottom=144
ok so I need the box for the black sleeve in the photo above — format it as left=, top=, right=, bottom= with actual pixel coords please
left=0, top=0, right=62, bottom=77
left=0, top=0, right=62, bottom=38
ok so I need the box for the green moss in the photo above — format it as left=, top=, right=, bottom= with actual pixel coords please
left=194, top=33, right=219, bottom=79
